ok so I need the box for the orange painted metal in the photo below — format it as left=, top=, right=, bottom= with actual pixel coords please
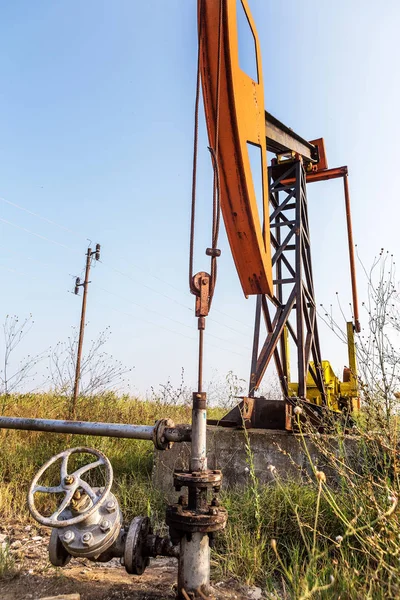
left=198, top=0, right=273, bottom=297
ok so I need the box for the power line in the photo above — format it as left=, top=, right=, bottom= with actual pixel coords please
left=100, top=261, right=193, bottom=313
left=101, top=260, right=250, bottom=338
left=92, top=283, right=252, bottom=351
left=95, top=299, right=249, bottom=360
left=0, top=197, right=80, bottom=237
left=0, top=217, right=76, bottom=252
left=0, top=196, right=253, bottom=330
left=0, top=263, right=41, bottom=280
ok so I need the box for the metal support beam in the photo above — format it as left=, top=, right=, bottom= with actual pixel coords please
left=265, top=111, right=319, bottom=163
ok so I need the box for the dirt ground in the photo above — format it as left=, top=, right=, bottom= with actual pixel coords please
left=0, top=523, right=258, bottom=600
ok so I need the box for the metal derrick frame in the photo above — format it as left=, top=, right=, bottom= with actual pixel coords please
left=249, top=159, right=326, bottom=404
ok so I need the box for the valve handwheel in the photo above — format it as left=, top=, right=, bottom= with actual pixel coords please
left=28, top=447, right=113, bottom=528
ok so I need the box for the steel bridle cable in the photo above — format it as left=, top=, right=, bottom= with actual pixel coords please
left=188, top=0, right=204, bottom=295
left=189, top=0, right=223, bottom=309
left=209, top=0, right=223, bottom=306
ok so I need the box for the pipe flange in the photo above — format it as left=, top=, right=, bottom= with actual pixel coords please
left=124, top=516, right=152, bottom=575
left=173, top=470, right=222, bottom=491
left=49, top=528, right=71, bottom=567
left=166, top=505, right=228, bottom=534
left=153, top=418, right=175, bottom=451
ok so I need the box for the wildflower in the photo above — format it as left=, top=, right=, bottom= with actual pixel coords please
left=267, top=465, right=276, bottom=474
left=270, top=539, right=277, bottom=552
left=316, top=470, right=326, bottom=483
left=335, top=535, right=343, bottom=544
left=293, top=406, right=303, bottom=416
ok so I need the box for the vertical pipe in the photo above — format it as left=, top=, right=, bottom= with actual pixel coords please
left=197, top=324, right=204, bottom=393
left=179, top=317, right=210, bottom=598
left=192, top=317, right=207, bottom=472
left=72, top=248, right=92, bottom=418
left=190, top=392, right=207, bottom=473
left=343, top=175, right=361, bottom=333
left=178, top=532, right=210, bottom=598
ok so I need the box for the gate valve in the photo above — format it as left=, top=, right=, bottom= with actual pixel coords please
left=28, top=447, right=123, bottom=565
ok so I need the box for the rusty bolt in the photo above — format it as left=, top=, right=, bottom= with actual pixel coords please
left=178, top=495, right=186, bottom=505
left=64, top=475, right=75, bottom=486
left=100, top=519, right=111, bottom=533
left=211, top=497, right=220, bottom=507
left=209, top=507, right=218, bottom=516
left=106, top=500, right=116, bottom=513
left=81, top=532, right=93, bottom=546
left=63, top=530, right=75, bottom=544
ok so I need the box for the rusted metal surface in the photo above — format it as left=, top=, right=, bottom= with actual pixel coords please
left=166, top=504, right=228, bottom=534
left=192, top=272, right=211, bottom=318
left=281, top=165, right=348, bottom=186
left=153, top=418, right=176, bottom=450
left=0, top=416, right=191, bottom=443
left=199, top=0, right=273, bottom=297
left=124, top=516, right=151, bottom=575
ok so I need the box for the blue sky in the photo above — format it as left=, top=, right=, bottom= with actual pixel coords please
left=0, top=0, right=399, bottom=397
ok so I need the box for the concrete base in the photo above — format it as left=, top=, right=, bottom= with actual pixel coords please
left=153, top=426, right=358, bottom=498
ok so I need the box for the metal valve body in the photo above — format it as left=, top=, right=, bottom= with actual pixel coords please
left=55, top=490, right=122, bottom=560
left=28, top=447, right=179, bottom=575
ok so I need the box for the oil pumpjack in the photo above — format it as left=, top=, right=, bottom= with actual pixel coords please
left=0, top=2, right=360, bottom=598
left=197, top=0, right=360, bottom=431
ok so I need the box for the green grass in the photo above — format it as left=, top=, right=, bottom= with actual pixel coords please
left=0, top=543, right=17, bottom=581
left=1, top=393, right=400, bottom=599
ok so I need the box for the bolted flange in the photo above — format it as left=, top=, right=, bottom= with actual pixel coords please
left=124, top=516, right=152, bottom=575
left=166, top=504, right=227, bottom=535
left=153, top=418, right=175, bottom=451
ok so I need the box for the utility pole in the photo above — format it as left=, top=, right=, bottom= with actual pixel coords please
left=71, top=243, right=101, bottom=419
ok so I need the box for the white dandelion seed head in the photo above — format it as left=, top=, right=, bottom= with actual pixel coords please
left=294, top=406, right=303, bottom=416
left=335, top=535, right=343, bottom=544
